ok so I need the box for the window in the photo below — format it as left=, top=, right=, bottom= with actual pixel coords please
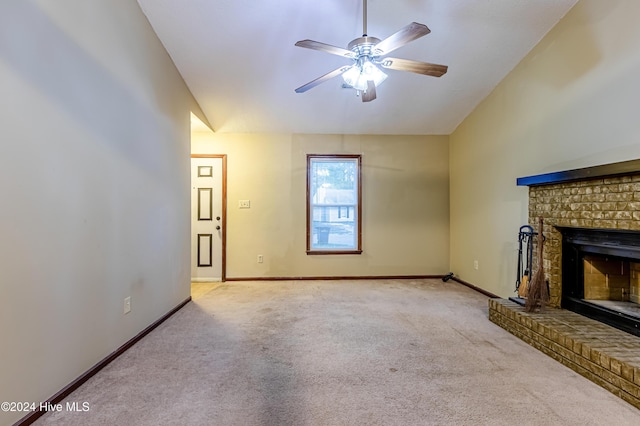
left=307, top=155, right=362, bottom=254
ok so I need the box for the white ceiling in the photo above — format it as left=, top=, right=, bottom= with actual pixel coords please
left=137, top=0, right=578, bottom=135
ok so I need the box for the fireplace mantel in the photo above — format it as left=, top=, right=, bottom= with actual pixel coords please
left=517, top=158, right=640, bottom=187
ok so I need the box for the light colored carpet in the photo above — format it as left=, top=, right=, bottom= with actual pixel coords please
left=190, top=281, right=222, bottom=300
left=35, top=279, right=640, bottom=425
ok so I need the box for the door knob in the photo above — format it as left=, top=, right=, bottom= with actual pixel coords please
left=216, top=216, right=221, bottom=221
left=216, top=225, right=221, bottom=230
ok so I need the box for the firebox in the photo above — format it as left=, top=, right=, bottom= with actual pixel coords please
left=557, top=226, right=640, bottom=337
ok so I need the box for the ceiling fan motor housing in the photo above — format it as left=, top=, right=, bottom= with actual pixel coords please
left=348, top=36, right=382, bottom=58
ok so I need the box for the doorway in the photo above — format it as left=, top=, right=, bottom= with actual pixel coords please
left=191, top=155, right=226, bottom=281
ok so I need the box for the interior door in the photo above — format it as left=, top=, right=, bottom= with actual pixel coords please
left=191, top=156, right=224, bottom=281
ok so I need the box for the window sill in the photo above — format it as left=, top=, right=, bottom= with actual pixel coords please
left=306, top=250, right=363, bottom=255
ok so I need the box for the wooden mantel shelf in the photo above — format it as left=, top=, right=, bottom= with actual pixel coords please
left=516, top=158, right=640, bottom=187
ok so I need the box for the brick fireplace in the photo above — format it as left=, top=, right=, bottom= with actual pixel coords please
left=489, top=160, right=640, bottom=409
left=527, top=171, right=640, bottom=310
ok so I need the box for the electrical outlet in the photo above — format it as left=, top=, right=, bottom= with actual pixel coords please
left=239, top=200, right=251, bottom=209
left=257, top=255, right=263, bottom=263
left=124, top=297, right=131, bottom=314
left=473, top=260, right=479, bottom=270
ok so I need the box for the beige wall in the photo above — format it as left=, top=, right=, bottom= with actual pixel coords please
left=0, top=1, right=194, bottom=423
left=192, top=133, right=450, bottom=278
left=450, top=0, right=640, bottom=297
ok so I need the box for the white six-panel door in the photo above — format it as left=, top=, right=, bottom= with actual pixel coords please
left=191, top=156, right=224, bottom=281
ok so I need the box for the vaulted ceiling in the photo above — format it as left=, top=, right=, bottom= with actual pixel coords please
left=137, top=0, right=578, bottom=135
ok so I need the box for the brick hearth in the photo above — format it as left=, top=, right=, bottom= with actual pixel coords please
left=489, top=299, right=640, bottom=409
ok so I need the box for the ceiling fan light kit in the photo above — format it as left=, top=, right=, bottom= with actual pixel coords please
left=294, top=0, right=448, bottom=102
left=342, top=56, right=387, bottom=91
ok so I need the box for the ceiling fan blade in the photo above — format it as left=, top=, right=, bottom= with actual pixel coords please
left=295, top=40, right=356, bottom=59
left=361, top=80, right=377, bottom=102
left=374, top=22, right=431, bottom=55
left=295, top=66, right=352, bottom=93
left=378, top=57, right=448, bottom=77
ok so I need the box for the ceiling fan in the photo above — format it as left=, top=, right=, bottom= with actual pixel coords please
left=294, top=0, right=448, bottom=102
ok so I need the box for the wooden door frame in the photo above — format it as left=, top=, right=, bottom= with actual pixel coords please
left=191, top=154, right=227, bottom=281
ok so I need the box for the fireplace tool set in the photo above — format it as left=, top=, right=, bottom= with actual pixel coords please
left=515, top=218, right=549, bottom=312
left=516, top=224, right=538, bottom=298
